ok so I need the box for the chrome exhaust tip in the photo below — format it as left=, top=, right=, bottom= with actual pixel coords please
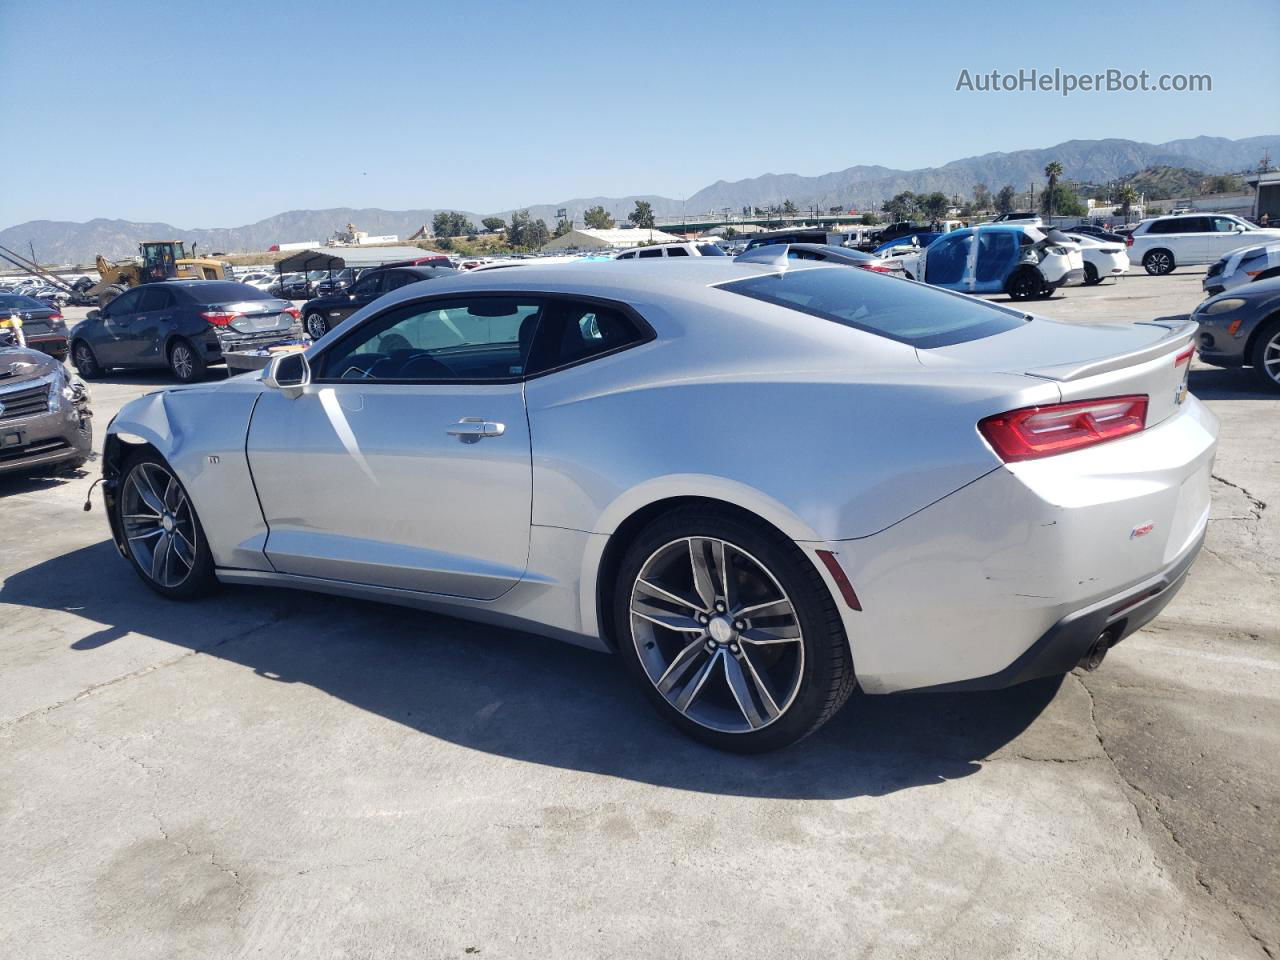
left=1079, top=632, right=1111, bottom=671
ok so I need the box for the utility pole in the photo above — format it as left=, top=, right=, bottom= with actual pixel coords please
left=28, top=242, right=37, bottom=267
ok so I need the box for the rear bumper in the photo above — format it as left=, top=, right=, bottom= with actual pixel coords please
left=24, top=335, right=68, bottom=359
left=1049, top=267, right=1087, bottom=290
left=912, top=528, right=1204, bottom=692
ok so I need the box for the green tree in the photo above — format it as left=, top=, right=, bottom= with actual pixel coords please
left=1116, top=185, right=1139, bottom=222
left=583, top=205, right=614, bottom=229
left=553, top=217, right=573, bottom=238
left=432, top=211, right=476, bottom=238
left=1040, top=184, right=1085, bottom=217
left=995, top=185, right=1017, bottom=214
left=722, top=226, right=737, bottom=238
left=481, top=217, right=506, bottom=233
left=972, top=184, right=992, bottom=211
left=920, top=192, right=949, bottom=221
left=1043, top=161, right=1064, bottom=218
left=781, top=199, right=798, bottom=215
left=629, top=200, right=655, bottom=229
left=884, top=191, right=918, bottom=222
left=524, top=219, right=551, bottom=249
left=860, top=212, right=881, bottom=225
left=506, top=209, right=531, bottom=247
left=752, top=206, right=766, bottom=217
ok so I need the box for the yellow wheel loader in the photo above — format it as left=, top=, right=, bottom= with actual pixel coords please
left=90, top=241, right=229, bottom=306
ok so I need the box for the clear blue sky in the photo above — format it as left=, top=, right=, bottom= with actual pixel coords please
left=1, top=0, right=1276, bottom=229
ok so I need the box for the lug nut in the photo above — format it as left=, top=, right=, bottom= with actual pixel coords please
left=734, top=620, right=745, bottom=630
left=715, top=601, right=726, bottom=612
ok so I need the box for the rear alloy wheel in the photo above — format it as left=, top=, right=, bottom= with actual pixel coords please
left=71, top=340, right=103, bottom=379
left=1083, top=262, right=1102, bottom=285
left=168, top=338, right=206, bottom=382
left=615, top=508, right=855, bottom=752
left=1250, top=318, right=1280, bottom=392
left=1007, top=268, right=1043, bottom=301
left=117, top=454, right=217, bottom=599
left=305, top=311, right=329, bottom=340
left=1143, top=249, right=1175, bottom=276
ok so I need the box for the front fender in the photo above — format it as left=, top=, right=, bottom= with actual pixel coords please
left=106, top=384, right=273, bottom=571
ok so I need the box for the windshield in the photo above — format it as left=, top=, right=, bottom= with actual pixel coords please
left=719, top=266, right=1026, bottom=348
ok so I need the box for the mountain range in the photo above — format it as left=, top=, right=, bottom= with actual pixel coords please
left=4, top=134, right=1275, bottom=265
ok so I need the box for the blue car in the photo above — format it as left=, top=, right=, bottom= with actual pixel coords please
left=916, top=225, right=1086, bottom=300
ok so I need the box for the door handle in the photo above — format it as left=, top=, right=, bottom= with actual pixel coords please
left=447, top=418, right=505, bottom=442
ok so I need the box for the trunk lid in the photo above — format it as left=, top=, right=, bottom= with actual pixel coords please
left=916, top=317, right=1197, bottom=427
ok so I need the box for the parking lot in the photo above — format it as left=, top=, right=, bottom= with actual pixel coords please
left=1, top=265, right=1276, bottom=958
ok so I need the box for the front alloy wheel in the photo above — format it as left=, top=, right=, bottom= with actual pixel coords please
left=1251, top=319, right=1280, bottom=392
left=1144, top=250, right=1174, bottom=276
left=117, top=455, right=217, bottom=598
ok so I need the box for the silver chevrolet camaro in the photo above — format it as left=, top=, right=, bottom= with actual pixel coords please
left=101, top=259, right=1218, bottom=751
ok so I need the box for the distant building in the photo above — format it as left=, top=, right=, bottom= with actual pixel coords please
left=542, top=227, right=683, bottom=252
left=1246, top=172, right=1280, bottom=222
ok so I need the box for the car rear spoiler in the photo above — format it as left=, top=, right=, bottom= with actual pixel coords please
left=1023, top=319, right=1197, bottom=382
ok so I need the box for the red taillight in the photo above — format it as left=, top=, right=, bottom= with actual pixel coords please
left=1125, top=234, right=1133, bottom=247
left=1173, top=345, right=1194, bottom=367
left=48, top=313, right=63, bottom=322
left=282, top=305, right=300, bottom=320
left=979, top=395, right=1148, bottom=462
left=200, top=310, right=238, bottom=327
left=859, top=263, right=894, bottom=273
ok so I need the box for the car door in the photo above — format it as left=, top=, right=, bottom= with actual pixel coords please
left=94, top=287, right=147, bottom=365
left=1177, top=216, right=1213, bottom=264
left=246, top=293, right=542, bottom=600
left=1209, top=216, right=1250, bottom=260
left=971, top=229, right=1020, bottom=293
left=332, top=270, right=386, bottom=324
left=124, top=286, right=176, bottom=365
left=922, top=230, right=973, bottom=290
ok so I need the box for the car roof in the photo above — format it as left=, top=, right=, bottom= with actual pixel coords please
left=368, top=258, right=794, bottom=310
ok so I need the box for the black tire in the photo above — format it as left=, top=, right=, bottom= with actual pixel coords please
left=115, top=450, right=218, bottom=600
left=97, top=284, right=125, bottom=308
left=1083, top=262, right=1102, bottom=285
left=1007, top=268, right=1044, bottom=301
left=1249, top=316, right=1280, bottom=392
left=304, top=311, right=329, bottom=340
left=1143, top=249, right=1175, bottom=276
left=168, top=338, right=206, bottom=383
left=612, top=506, right=856, bottom=752
left=71, top=339, right=104, bottom=379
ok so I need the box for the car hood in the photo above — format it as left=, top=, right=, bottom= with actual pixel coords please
left=1194, top=275, right=1280, bottom=315
left=0, top=345, right=61, bottom=382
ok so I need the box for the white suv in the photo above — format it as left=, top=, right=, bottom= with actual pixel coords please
left=615, top=242, right=727, bottom=259
left=1128, top=214, right=1280, bottom=276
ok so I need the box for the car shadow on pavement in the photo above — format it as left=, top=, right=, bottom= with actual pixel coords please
left=5, top=540, right=1061, bottom=801
left=88, top=368, right=229, bottom=387
left=1189, top=367, right=1277, bottom=401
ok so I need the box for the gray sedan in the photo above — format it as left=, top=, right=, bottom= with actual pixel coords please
left=1193, top=275, right=1280, bottom=391
left=99, top=259, right=1216, bottom=751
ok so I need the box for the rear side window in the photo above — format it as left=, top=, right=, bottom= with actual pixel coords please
left=638, top=248, right=663, bottom=259
left=137, top=287, right=173, bottom=310
left=667, top=247, right=690, bottom=257
left=527, top=299, right=648, bottom=374
left=719, top=266, right=1026, bottom=348
left=696, top=244, right=727, bottom=256
left=182, top=282, right=270, bottom=304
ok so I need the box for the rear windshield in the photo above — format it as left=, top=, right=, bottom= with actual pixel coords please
left=179, top=282, right=271, bottom=304
left=719, top=266, right=1026, bottom=348
left=0, top=294, right=49, bottom=312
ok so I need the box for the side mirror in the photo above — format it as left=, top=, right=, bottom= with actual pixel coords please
left=262, top=351, right=310, bottom=398
left=86, top=309, right=101, bottom=322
